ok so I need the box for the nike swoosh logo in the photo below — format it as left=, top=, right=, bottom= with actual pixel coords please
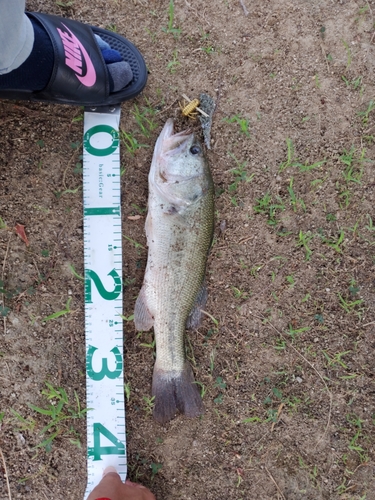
left=57, top=23, right=97, bottom=87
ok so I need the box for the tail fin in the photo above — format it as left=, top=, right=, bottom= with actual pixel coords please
left=152, top=362, right=203, bottom=424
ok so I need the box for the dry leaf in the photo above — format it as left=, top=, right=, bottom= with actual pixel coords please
left=271, top=403, right=284, bottom=432
left=15, top=223, right=29, bottom=246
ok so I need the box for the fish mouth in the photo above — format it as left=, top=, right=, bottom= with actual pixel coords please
left=150, top=118, right=197, bottom=191
left=160, top=118, right=194, bottom=156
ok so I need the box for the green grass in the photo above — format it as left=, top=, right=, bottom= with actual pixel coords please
left=106, top=23, right=117, bottom=33
left=287, top=177, right=306, bottom=212
left=341, top=75, right=363, bottom=90
left=167, top=49, right=181, bottom=73
left=326, top=213, right=337, bottom=222
left=145, top=28, right=157, bottom=43
left=297, top=159, right=326, bottom=172
left=323, top=350, right=351, bottom=369
left=279, top=138, right=296, bottom=171
left=279, top=138, right=325, bottom=173
left=338, top=186, right=351, bottom=208
left=143, top=395, right=155, bottom=414
left=0, top=216, right=7, bottom=229
left=346, top=412, right=364, bottom=428
left=131, top=102, right=158, bottom=138
left=140, top=338, right=156, bottom=350
left=162, top=0, right=181, bottom=38
left=214, top=376, right=227, bottom=390
left=337, top=293, right=364, bottom=316
left=199, top=31, right=216, bottom=54
left=68, top=264, right=84, bottom=281
left=55, top=1, right=74, bottom=9
left=223, top=115, right=250, bottom=137
left=150, top=462, right=163, bottom=480
left=285, top=324, right=310, bottom=340
left=0, top=305, right=10, bottom=317
left=358, top=99, right=375, bottom=124
left=321, top=229, right=345, bottom=253
left=202, top=45, right=215, bottom=54
left=341, top=39, right=352, bottom=69
left=54, top=186, right=81, bottom=199
left=231, top=286, right=249, bottom=299
left=339, top=146, right=368, bottom=183
left=119, top=130, right=149, bottom=156
left=11, top=382, right=88, bottom=451
left=227, top=153, right=254, bottom=192
left=346, top=428, right=369, bottom=464
left=10, top=409, right=36, bottom=432
left=286, top=274, right=295, bottom=287
left=253, top=192, right=285, bottom=226
left=123, top=235, right=145, bottom=250
left=42, top=297, right=72, bottom=322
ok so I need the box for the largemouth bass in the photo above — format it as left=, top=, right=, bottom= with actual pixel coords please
left=134, top=118, right=214, bottom=424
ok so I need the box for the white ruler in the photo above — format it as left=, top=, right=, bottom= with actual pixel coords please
left=82, top=106, right=126, bottom=499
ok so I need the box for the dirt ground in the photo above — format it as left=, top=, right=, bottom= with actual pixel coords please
left=1, top=0, right=375, bottom=498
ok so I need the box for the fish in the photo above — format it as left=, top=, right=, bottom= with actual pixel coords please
left=134, top=118, right=215, bottom=424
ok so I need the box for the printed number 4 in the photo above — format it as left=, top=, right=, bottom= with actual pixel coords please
left=88, top=423, right=125, bottom=461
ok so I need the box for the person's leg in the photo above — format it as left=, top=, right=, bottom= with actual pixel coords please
left=0, top=11, right=137, bottom=96
left=0, top=9, right=147, bottom=105
left=0, top=0, right=34, bottom=74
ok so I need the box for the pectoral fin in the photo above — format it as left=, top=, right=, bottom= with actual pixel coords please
left=134, top=286, right=154, bottom=331
left=186, top=282, right=208, bottom=330
left=145, top=212, right=153, bottom=241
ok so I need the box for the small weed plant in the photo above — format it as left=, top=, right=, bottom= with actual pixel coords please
left=12, top=382, right=89, bottom=451
left=223, top=115, right=250, bottom=137
left=162, top=0, right=181, bottom=38
left=131, top=102, right=158, bottom=138
left=228, top=153, right=254, bottom=192
left=358, top=99, right=375, bottom=124
left=253, top=192, right=285, bottom=226
left=120, top=130, right=149, bottom=156
left=167, top=49, right=181, bottom=73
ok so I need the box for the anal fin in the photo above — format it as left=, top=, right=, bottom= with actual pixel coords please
left=186, top=282, right=208, bottom=330
left=134, top=285, right=154, bottom=331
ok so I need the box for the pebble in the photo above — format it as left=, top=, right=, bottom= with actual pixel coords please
left=17, top=433, right=26, bottom=446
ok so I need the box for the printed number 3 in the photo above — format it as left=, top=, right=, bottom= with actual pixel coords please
left=86, top=345, right=122, bottom=381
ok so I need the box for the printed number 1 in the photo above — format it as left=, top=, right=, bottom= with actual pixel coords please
left=88, top=423, right=125, bottom=461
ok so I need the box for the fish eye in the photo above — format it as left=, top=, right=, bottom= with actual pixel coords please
left=190, top=145, right=201, bottom=155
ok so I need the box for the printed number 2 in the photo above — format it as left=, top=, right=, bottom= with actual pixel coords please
left=88, top=423, right=125, bottom=461
left=85, top=269, right=122, bottom=303
left=86, top=345, right=122, bottom=381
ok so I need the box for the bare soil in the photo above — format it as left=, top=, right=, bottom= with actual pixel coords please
left=1, top=0, right=375, bottom=499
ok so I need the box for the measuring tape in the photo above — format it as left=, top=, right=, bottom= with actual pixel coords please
left=82, top=105, right=126, bottom=499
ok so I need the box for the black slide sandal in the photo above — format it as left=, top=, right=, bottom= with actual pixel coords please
left=0, top=12, right=148, bottom=106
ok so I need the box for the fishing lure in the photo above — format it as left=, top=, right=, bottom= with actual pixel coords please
left=180, top=98, right=200, bottom=119
left=179, top=94, right=209, bottom=120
